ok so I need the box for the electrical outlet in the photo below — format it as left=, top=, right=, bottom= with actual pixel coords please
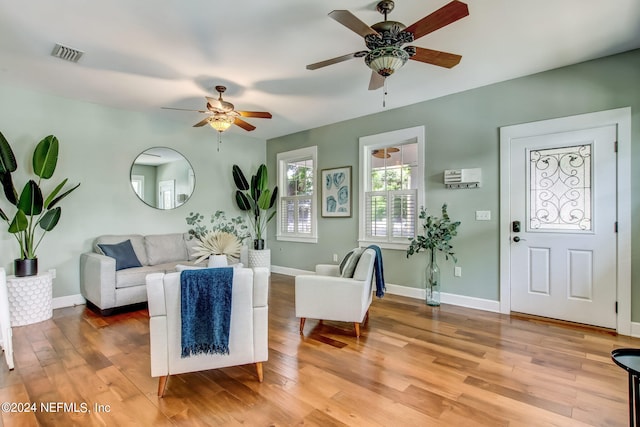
left=454, top=266, right=462, bottom=277
left=475, top=210, right=491, bottom=221
left=333, top=253, right=338, bottom=262
left=49, top=268, right=56, bottom=279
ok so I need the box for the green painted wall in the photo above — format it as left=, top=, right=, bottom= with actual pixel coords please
left=267, top=49, right=640, bottom=317
left=0, top=84, right=266, bottom=298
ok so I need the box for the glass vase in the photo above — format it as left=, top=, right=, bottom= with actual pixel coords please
left=426, top=251, right=440, bottom=306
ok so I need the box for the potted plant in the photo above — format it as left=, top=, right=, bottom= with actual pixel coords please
left=190, top=231, right=243, bottom=266
left=185, top=210, right=251, bottom=243
left=0, top=132, right=80, bottom=276
left=406, top=203, right=460, bottom=306
left=232, top=164, right=278, bottom=250
left=185, top=210, right=250, bottom=265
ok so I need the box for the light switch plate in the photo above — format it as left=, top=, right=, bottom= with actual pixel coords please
left=475, top=210, right=491, bottom=221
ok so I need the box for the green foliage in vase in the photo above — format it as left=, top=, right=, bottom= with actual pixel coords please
left=406, top=203, right=461, bottom=262
left=0, top=131, right=80, bottom=260
left=185, top=210, right=251, bottom=243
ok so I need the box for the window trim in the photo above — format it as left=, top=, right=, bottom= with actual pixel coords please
left=358, top=126, right=425, bottom=250
left=276, top=146, right=318, bottom=244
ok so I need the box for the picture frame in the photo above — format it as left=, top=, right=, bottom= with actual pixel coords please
left=321, top=166, right=352, bottom=217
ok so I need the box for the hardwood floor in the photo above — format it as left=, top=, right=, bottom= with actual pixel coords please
left=0, top=273, right=638, bottom=426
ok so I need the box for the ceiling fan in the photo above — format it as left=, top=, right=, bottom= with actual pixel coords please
left=306, top=0, right=469, bottom=90
left=162, top=86, right=272, bottom=132
left=372, top=147, right=399, bottom=158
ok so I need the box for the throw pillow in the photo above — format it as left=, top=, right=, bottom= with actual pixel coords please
left=340, top=247, right=363, bottom=278
left=98, top=239, right=143, bottom=271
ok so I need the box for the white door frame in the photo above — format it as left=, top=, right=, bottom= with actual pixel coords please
left=499, top=107, right=631, bottom=335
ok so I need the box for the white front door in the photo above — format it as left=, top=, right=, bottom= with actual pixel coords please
left=509, top=125, right=617, bottom=328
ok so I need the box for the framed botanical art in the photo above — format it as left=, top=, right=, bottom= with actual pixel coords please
left=321, top=166, right=351, bottom=217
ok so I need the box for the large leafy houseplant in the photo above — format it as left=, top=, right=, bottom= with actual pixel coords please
left=232, top=164, right=278, bottom=249
left=406, top=203, right=460, bottom=306
left=0, top=131, right=80, bottom=275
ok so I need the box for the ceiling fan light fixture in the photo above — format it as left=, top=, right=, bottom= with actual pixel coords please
left=365, top=46, right=409, bottom=77
left=209, top=114, right=235, bottom=132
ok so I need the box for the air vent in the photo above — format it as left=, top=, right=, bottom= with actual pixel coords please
left=51, top=43, right=84, bottom=63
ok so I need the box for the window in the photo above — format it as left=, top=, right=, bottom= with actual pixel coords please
left=277, top=146, right=318, bottom=243
left=359, top=126, right=425, bottom=249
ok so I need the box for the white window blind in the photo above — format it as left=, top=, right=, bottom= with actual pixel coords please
left=365, top=189, right=417, bottom=241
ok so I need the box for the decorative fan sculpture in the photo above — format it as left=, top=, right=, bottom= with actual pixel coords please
left=162, top=85, right=272, bottom=132
left=306, top=0, right=469, bottom=90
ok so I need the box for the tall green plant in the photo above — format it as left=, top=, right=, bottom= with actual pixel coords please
left=406, top=204, right=460, bottom=262
left=0, top=131, right=80, bottom=260
left=232, top=164, right=278, bottom=242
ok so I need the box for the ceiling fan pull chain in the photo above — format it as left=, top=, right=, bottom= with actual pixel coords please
left=217, top=131, right=222, bottom=152
left=383, top=78, right=388, bottom=108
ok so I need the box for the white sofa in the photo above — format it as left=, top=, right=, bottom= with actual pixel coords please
left=146, top=267, right=269, bottom=397
left=80, top=233, right=202, bottom=315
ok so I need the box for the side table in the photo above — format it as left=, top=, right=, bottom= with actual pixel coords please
left=6, top=272, right=54, bottom=326
left=612, top=348, right=640, bottom=426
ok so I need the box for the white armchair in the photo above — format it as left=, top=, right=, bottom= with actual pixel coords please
left=146, top=267, right=269, bottom=397
left=295, top=248, right=376, bottom=338
left=0, top=268, right=14, bottom=370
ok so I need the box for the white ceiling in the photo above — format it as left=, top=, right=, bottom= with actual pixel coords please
left=1, top=1, right=639, bottom=140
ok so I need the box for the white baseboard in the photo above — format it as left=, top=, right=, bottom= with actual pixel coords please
left=273, top=265, right=500, bottom=314
left=52, top=294, right=85, bottom=310
left=629, top=322, right=640, bottom=338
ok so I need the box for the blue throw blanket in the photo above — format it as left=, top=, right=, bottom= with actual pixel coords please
left=367, top=245, right=386, bottom=298
left=180, top=268, right=233, bottom=358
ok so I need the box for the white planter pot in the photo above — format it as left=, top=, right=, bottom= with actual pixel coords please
left=248, top=249, right=271, bottom=273
left=6, top=272, right=53, bottom=326
left=208, top=254, right=229, bottom=268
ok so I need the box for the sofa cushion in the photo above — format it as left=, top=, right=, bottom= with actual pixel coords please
left=95, top=234, right=148, bottom=266
left=183, top=233, right=200, bottom=261
left=116, top=265, right=166, bottom=289
left=145, top=233, right=189, bottom=266
left=98, top=240, right=143, bottom=271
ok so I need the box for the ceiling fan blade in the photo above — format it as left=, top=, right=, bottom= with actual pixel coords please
left=328, top=10, right=378, bottom=38
left=162, top=107, right=209, bottom=114
left=410, top=47, right=462, bottom=68
left=238, top=111, right=272, bottom=119
left=193, top=117, right=211, bottom=127
left=404, top=0, right=469, bottom=41
left=368, top=71, right=385, bottom=90
left=234, top=117, right=256, bottom=132
left=307, top=52, right=365, bottom=70
left=205, top=97, right=234, bottom=112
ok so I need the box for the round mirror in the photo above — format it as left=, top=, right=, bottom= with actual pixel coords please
left=130, top=147, right=195, bottom=209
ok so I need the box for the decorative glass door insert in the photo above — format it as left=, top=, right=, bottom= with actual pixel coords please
left=528, top=144, right=592, bottom=232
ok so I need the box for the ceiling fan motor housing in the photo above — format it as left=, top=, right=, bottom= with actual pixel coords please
left=365, top=22, right=415, bottom=77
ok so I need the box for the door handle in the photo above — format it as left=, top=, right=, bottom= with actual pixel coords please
left=513, top=236, right=526, bottom=242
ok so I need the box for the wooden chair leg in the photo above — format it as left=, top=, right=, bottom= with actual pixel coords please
left=299, top=318, right=306, bottom=335
left=255, top=362, right=264, bottom=382
left=157, top=375, right=169, bottom=397
left=354, top=322, right=360, bottom=338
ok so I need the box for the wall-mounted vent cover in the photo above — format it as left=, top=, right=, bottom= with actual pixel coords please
left=51, top=43, right=84, bottom=63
